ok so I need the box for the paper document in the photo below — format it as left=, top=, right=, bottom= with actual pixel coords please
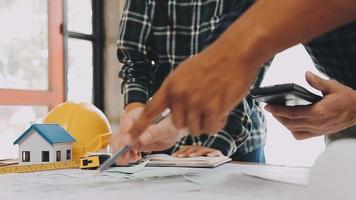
left=0, top=159, right=18, bottom=167
left=108, top=165, right=207, bottom=180
left=239, top=165, right=309, bottom=186
left=144, top=154, right=231, bottom=168
left=0, top=163, right=308, bottom=200
left=106, top=154, right=230, bottom=180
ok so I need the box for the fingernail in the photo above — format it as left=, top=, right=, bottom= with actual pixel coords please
left=207, top=153, right=214, bottom=157
left=189, top=153, right=196, bottom=157
left=177, top=154, right=185, bottom=158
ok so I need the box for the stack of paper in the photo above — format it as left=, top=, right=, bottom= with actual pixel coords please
left=0, top=159, right=18, bottom=167
left=144, top=154, right=231, bottom=168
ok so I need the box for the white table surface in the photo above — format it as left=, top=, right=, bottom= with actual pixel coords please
left=0, top=162, right=309, bottom=200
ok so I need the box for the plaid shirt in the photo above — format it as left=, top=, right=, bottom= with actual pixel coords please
left=208, top=1, right=356, bottom=142
left=117, top=0, right=266, bottom=158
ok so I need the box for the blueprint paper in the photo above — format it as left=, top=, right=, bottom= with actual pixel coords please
left=108, top=165, right=210, bottom=180
left=107, top=160, right=149, bottom=174
left=0, top=163, right=308, bottom=200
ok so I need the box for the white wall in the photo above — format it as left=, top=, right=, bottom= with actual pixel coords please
left=104, top=0, right=124, bottom=124
left=262, top=44, right=326, bottom=167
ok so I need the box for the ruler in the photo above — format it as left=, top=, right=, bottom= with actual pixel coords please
left=0, top=160, right=79, bottom=174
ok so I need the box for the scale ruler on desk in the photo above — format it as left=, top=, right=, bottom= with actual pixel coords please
left=0, top=160, right=79, bottom=174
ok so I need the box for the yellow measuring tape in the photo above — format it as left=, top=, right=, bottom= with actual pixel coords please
left=0, top=160, right=79, bottom=174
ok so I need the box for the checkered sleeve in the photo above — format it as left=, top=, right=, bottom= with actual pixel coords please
left=203, top=108, right=251, bottom=156
left=201, top=97, right=258, bottom=156
left=162, top=1, right=266, bottom=157
left=117, top=0, right=154, bottom=107
left=164, top=133, right=237, bottom=157
left=164, top=97, right=258, bottom=157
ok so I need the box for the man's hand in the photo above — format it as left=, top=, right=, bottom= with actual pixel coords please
left=111, top=106, right=180, bottom=165
left=265, top=71, right=356, bottom=140
left=124, top=0, right=356, bottom=147
left=135, top=115, right=180, bottom=153
left=172, top=145, right=223, bottom=158
left=126, top=51, right=259, bottom=144
left=111, top=107, right=143, bottom=165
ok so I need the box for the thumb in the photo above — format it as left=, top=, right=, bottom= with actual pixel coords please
left=305, top=71, right=335, bottom=94
left=118, top=117, right=134, bottom=136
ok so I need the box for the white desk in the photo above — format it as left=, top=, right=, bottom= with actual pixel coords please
left=0, top=163, right=309, bottom=200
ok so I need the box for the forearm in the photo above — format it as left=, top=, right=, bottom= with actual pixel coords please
left=350, top=90, right=356, bottom=126
left=125, top=102, right=145, bottom=112
left=203, top=0, right=356, bottom=88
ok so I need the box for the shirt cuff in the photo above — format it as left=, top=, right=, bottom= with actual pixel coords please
left=123, top=84, right=150, bottom=107
left=203, top=131, right=239, bottom=157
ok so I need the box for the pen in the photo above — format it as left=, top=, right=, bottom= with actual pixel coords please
left=97, top=108, right=171, bottom=172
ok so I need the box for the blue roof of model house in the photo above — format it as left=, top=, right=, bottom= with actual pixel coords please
left=13, top=124, right=76, bottom=145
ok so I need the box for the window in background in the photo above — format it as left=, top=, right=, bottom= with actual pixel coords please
left=0, top=106, right=48, bottom=159
left=263, top=45, right=326, bottom=167
left=0, top=0, right=48, bottom=90
left=67, top=38, right=93, bottom=103
left=67, top=0, right=92, bottom=34
left=0, top=1, right=64, bottom=160
left=65, top=0, right=104, bottom=109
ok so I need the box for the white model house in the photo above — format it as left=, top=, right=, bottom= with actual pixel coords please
left=13, top=124, right=76, bottom=165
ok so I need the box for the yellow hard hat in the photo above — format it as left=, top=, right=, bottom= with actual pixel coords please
left=44, top=102, right=112, bottom=160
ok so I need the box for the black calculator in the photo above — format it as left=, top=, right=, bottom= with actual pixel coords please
left=250, top=83, right=322, bottom=106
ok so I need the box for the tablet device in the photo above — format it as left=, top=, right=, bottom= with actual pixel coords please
left=250, top=83, right=322, bottom=106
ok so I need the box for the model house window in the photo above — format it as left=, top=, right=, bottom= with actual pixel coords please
left=22, top=151, right=30, bottom=162
left=42, top=151, right=49, bottom=162
left=66, top=149, right=71, bottom=160
left=56, top=150, right=61, bottom=162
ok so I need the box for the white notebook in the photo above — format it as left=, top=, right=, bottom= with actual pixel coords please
left=144, top=154, right=231, bottom=168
